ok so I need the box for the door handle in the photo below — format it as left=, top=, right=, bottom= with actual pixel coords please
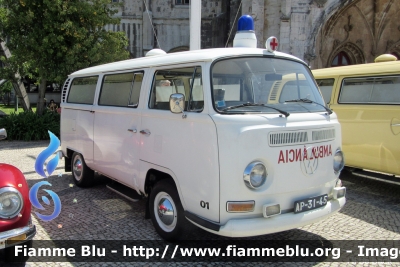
left=140, top=129, right=151, bottom=136
left=128, top=129, right=137, bottom=133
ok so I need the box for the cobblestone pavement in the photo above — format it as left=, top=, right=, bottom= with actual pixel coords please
left=1, top=141, right=400, bottom=266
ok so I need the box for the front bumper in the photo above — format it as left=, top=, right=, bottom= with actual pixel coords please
left=190, top=197, right=346, bottom=238
left=0, top=221, right=36, bottom=249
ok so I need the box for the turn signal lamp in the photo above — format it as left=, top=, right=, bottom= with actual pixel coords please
left=227, top=201, right=255, bottom=212
left=233, top=15, right=257, bottom=48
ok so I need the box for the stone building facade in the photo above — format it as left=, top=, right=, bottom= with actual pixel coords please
left=109, top=0, right=239, bottom=57
left=112, top=0, right=400, bottom=69
left=239, top=0, right=400, bottom=68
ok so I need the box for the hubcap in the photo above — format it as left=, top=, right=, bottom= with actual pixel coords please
left=154, top=192, right=177, bottom=232
left=157, top=198, right=174, bottom=225
left=73, top=156, right=83, bottom=181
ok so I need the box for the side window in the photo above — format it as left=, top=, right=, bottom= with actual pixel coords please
left=339, top=78, right=373, bottom=103
left=212, top=77, right=242, bottom=102
left=67, top=76, right=98, bottom=104
left=279, top=74, right=316, bottom=103
left=149, top=66, right=203, bottom=111
left=129, top=73, right=143, bottom=106
left=99, top=72, right=143, bottom=107
left=339, top=76, right=400, bottom=104
left=370, top=76, right=400, bottom=103
left=316, top=78, right=335, bottom=104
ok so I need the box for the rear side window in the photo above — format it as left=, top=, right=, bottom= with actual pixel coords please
left=339, top=76, right=400, bottom=104
left=68, top=76, right=98, bottom=104
left=99, top=72, right=143, bottom=107
left=316, top=78, right=334, bottom=104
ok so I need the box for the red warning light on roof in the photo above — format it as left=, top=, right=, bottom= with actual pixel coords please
left=266, top=36, right=279, bottom=52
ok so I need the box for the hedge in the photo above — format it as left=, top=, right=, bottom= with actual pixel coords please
left=0, top=110, right=60, bottom=141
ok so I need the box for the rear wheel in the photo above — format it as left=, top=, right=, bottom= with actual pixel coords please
left=71, top=152, right=94, bottom=187
left=150, top=180, right=190, bottom=241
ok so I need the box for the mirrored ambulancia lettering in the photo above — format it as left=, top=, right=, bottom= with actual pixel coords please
left=278, top=145, right=332, bottom=164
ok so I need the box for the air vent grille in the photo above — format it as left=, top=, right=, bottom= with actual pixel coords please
left=269, top=128, right=335, bottom=147
left=62, top=78, right=71, bottom=103
left=312, top=129, right=335, bottom=141
left=269, top=81, right=281, bottom=101
left=269, top=131, right=308, bottom=146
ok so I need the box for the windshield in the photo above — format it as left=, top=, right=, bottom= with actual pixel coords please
left=211, top=57, right=326, bottom=114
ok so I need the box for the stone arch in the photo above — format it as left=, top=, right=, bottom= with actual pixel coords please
left=309, top=0, right=400, bottom=68
left=305, top=0, right=358, bottom=66
left=327, top=42, right=365, bottom=67
left=168, top=46, right=189, bottom=53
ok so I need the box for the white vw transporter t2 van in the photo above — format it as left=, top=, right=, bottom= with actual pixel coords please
left=61, top=16, right=346, bottom=241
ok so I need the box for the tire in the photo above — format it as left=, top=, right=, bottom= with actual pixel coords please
left=150, top=180, right=189, bottom=241
left=71, top=152, right=94, bottom=187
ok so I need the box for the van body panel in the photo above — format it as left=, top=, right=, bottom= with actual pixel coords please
left=140, top=109, right=220, bottom=223
left=193, top=197, right=346, bottom=237
left=70, top=48, right=305, bottom=77
left=61, top=104, right=94, bottom=166
left=313, top=61, right=400, bottom=176
left=330, top=103, right=400, bottom=175
left=93, top=105, right=141, bottom=187
left=211, top=113, right=342, bottom=225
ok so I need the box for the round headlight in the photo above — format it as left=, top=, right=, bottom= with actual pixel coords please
left=244, top=161, right=267, bottom=189
left=0, top=187, right=23, bottom=219
left=333, top=149, right=345, bottom=174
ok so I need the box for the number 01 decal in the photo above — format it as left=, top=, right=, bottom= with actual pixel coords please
left=200, top=200, right=209, bottom=209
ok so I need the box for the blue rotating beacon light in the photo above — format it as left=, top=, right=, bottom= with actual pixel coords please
left=233, top=15, right=257, bottom=48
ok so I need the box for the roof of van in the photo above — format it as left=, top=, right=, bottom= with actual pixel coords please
left=312, top=60, right=400, bottom=77
left=70, top=48, right=306, bottom=77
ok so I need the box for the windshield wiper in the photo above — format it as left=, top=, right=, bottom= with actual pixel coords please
left=285, top=98, right=333, bottom=114
left=220, top=103, right=290, bottom=117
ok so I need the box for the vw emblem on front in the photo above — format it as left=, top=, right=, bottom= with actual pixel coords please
left=300, top=146, right=319, bottom=175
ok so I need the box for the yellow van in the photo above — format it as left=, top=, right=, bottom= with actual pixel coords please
left=312, top=55, right=400, bottom=177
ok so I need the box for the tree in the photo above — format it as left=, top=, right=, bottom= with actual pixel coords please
left=0, top=0, right=129, bottom=115
left=0, top=80, right=12, bottom=105
left=0, top=40, right=31, bottom=111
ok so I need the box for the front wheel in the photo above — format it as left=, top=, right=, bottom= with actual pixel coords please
left=150, top=180, right=189, bottom=241
left=71, top=152, right=94, bottom=187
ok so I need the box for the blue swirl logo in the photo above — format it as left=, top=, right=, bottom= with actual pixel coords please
left=29, top=181, right=62, bottom=222
left=30, top=131, right=62, bottom=222
left=35, top=131, right=60, bottom=178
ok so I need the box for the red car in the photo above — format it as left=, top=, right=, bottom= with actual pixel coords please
left=0, top=129, right=36, bottom=261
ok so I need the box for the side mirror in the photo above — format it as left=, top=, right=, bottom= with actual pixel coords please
left=169, top=93, right=187, bottom=118
left=0, top=128, right=7, bottom=140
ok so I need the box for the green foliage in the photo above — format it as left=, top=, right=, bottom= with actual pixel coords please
left=0, top=0, right=130, bottom=114
left=0, top=81, right=13, bottom=105
left=0, top=80, right=12, bottom=97
left=0, top=104, right=37, bottom=115
left=0, top=81, right=12, bottom=94
left=0, top=110, right=60, bottom=141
